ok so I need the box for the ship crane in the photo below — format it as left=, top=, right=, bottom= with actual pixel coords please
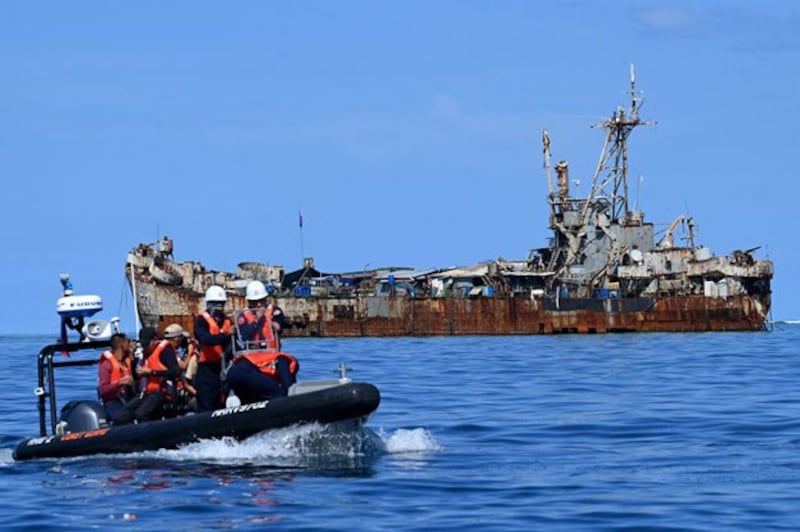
left=658, top=214, right=686, bottom=249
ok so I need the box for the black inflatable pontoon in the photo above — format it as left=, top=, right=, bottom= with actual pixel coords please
left=13, top=341, right=380, bottom=461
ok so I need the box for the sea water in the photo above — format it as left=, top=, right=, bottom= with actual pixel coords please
left=2, top=325, right=800, bottom=530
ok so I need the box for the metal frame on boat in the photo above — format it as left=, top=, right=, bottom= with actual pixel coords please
left=13, top=340, right=380, bottom=461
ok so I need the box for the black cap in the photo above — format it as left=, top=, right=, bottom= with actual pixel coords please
left=138, top=326, right=158, bottom=345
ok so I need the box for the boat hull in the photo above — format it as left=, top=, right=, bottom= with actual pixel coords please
left=135, top=286, right=771, bottom=336
left=13, top=382, right=380, bottom=461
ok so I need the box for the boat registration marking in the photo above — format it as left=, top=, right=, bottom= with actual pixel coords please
left=25, top=436, right=56, bottom=447
left=60, top=428, right=110, bottom=441
left=23, top=427, right=110, bottom=448
left=211, top=401, right=269, bottom=417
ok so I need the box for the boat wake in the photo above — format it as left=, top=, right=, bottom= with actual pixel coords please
left=1, top=425, right=440, bottom=468
left=377, top=427, right=442, bottom=454
left=151, top=424, right=440, bottom=469
left=0, top=448, right=13, bottom=466
left=154, top=423, right=384, bottom=466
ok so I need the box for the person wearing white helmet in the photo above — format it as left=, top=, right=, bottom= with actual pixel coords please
left=245, top=279, right=268, bottom=301
left=227, top=281, right=298, bottom=404
left=239, top=280, right=286, bottom=350
left=192, top=285, right=233, bottom=412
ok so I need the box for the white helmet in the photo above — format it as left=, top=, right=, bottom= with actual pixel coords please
left=205, top=285, right=227, bottom=303
left=246, top=280, right=268, bottom=301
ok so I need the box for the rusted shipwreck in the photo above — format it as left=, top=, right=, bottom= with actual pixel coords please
left=127, top=70, right=772, bottom=337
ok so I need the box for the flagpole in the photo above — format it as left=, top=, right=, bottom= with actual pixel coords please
left=299, top=208, right=304, bottom=264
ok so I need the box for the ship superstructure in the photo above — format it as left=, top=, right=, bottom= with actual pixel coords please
left=126, top=68, right=772, bottom=336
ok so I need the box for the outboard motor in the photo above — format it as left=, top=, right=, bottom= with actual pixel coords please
left=56, top=401, right=109, bottom=435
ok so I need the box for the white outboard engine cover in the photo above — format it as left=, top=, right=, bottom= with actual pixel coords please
left=57, top=294, right=103, bottom=319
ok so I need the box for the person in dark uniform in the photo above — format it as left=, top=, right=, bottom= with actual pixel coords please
left=236, top=281, right=285, bottom=349
left=267, top=289, right=287, bottom=351
left=226, top=281, right=297, bottom=404
left=193, top=285, right=232, bottom=412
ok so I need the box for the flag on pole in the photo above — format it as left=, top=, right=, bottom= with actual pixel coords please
left=299, top=209, right=304, bottom=228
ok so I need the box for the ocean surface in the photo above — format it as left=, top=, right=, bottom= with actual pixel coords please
left=2, top=324, right=800, bottom=530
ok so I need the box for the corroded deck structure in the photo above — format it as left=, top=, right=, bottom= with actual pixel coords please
left=127, top=68, right=772, bottom=337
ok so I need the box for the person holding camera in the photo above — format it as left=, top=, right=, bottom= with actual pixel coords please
left=114, top=325, right=183, bottom=424
left=193, top=285, right=233, bottom=412
left=226, top=281, right=298, bottom=404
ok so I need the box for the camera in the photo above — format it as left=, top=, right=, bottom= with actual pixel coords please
left=133, top=342, right=144, bottom=361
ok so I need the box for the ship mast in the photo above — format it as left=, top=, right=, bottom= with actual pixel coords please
left=540, top=65, right=657, bottom=290
left=583, top=63, right=655, bottom=224
left=543, top=129, right=554, bottom=197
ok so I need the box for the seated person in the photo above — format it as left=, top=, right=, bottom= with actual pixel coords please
left=226, top=302, right=299, bottom=405
left=114, top=324, right=183, bottom=424
left=177, top=333, right=199, bottom=412
left=97, top=333, right=136, bottom=421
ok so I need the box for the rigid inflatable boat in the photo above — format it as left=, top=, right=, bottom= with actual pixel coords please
left=14, top=275, right=380, bottom=461
left=13, top=340, right=380, bottom=461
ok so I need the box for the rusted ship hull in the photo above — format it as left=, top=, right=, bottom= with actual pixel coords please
left=133, top=274, right=769, bottom=336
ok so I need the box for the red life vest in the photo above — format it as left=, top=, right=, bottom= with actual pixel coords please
left=198, top=311, right=232, bottom=364
left=236, top=351, right=299, bottom=382
left=143, top=340, right=176, bottom=395
left=239, top=306, right=278, bottom=350
left=98, top=350, right=133, bottom=401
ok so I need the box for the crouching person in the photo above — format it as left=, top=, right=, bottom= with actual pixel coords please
left=114, top=324, right=184, bottom=425
left=226, top=350, right=298, bottom=404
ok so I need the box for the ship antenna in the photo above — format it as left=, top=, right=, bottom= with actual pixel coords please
left=634, top=174, right=643, bottom=212
left=583, top=63, right=655, bottom=224
left=630, top=63, right=638, bottom=121
left=543, top=129, right=554, bottom=196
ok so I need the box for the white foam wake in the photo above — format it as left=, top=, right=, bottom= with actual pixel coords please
left=150, top=424, right=441, bottom=465
left=2, top=425, right=441, bottom=467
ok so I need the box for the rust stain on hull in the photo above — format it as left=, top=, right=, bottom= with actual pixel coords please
left=145, top=294, right=768, bottom=338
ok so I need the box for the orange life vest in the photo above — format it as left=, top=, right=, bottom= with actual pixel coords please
left=143, top=340, right=177, bottom=395
left=239, top=306, right=278, bottom=350
left=198, top=311, right=232, bottom=364
left=98, top=350, right=133, bottom=400
left=236, top=351, right=299, bottom=382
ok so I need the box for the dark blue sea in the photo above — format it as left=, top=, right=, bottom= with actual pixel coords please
left=2, top=325, right=800, bottom=530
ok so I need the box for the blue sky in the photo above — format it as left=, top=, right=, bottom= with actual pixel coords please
left=1, top=1, right=797, bottom=334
